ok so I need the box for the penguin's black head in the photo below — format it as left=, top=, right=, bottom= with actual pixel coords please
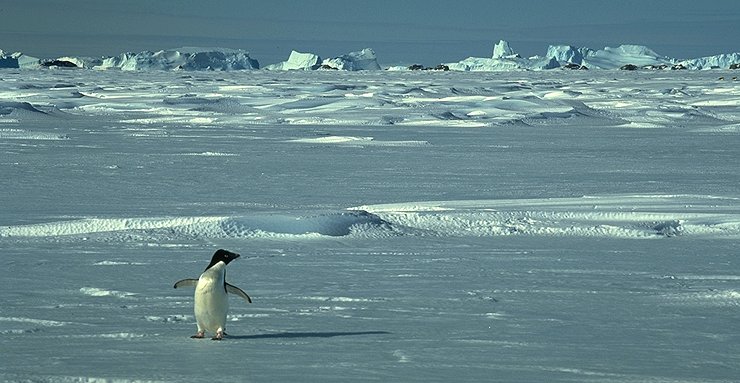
left=205, top=249, right=240, bottom=271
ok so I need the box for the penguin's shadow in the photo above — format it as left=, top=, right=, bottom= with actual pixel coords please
left=228, top=331, right=390, bottom=340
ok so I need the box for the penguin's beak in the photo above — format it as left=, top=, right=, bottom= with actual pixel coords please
left=234, top=253, right=241, bottom=260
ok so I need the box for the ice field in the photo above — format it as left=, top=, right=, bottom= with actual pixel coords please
left=1, top=68, right=739, bottom=382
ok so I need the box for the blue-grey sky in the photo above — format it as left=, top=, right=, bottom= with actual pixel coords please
left=2, top=0, right=738, bottom=66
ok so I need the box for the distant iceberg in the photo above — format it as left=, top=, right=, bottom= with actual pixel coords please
left=545, top=45, right=594, bottom=66
left=445, top=41, right=559, bottom=71
left=2, top=42, right=739, bottom=72
left=492, top=40, right=518, bottom=59
left=264, top=50, right=322, bottom=70
left=0, top=49, right=40, bottom=69
left=579, top=45, right=674, bottom=69
left=321, top=48, right=381, bottom=71
left=677, top=53, right=740, bottom=70
left=443, top=40, right=740, bottom=71
left=93, top=47, right=259, bottom=71
left=265, top=48, right=381, bottom=71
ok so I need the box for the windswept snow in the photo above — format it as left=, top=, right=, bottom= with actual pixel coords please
left=1, top=68, right=738, bottom=382
left=2, top=68, right=738, bottom=129
left=2, top=195, right=738, bottom=243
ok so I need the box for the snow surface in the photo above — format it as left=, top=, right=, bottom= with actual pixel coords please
left=1, top=68, right=739, bottom=382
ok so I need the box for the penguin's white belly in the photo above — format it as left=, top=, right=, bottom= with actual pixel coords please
left=194, top=276, right=229, bottom=332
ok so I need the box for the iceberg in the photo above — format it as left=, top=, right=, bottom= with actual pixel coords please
left=2, top=42, right=738, bottom=72
left=580, top=45, right=674, bottom=69
left=445, top=40, right=559, bottom=71
left=546, top=45, right=594, bottom=65
left=0, top=50, right=40, bottom=69
left=321, top=48, right=381, bottom=71
left=492, top=40, right=518, bottom=59
left=677, top=53, right=740, bottom=70
left=442, top=40, right=740, bottom=71
left=264, top=50, right=322, bottom=71
left=93, top=47, right=258, bottom=71
left=264, top=48, right=380, bottom=71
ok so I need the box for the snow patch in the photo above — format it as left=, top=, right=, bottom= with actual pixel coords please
left=80, top=287, right=137, bottom=298
left=288, top=135, right=429, bottom=147
left=0, top=128, right=70, bottom=140
left=0, top=316, right=70, bottom=327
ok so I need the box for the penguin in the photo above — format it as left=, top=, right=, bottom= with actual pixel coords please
left=173, top=249, right=252, bottom=340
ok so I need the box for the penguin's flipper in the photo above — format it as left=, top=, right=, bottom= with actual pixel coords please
left=226, top=282, right=252, bottom=303
left=173, top=278, right=199, bottom=289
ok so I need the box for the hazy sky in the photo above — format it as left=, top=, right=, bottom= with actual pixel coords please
left=2, top=0, right=738, bottom=65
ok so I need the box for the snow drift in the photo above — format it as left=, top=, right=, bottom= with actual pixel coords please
left=2, top=196, right=738, bottom=242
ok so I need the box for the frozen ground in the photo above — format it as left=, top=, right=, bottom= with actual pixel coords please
left=1, top=69, right=739, bottom=382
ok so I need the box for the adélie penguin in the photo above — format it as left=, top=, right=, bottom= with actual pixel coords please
left=173, top=249, right=252, bottom=340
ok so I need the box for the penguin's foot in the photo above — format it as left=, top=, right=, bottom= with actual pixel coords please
left=191, top=331, right=205, bottom=339
left=212, top=330, right=225, bottom=340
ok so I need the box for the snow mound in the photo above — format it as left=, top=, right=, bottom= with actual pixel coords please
left=3, top=196, right=738, bottom=243
left=0, top=211, right=399, bottom=241
left=219, top=211, right=396, bottom=237
left=93, top=48, right=258, bottom=71
left=0, top=101, right=70, bottom=121
left=351, top=195, right=740, bottom=239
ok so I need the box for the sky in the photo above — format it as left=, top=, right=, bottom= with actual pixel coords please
left=2, top=0, right=739, bottom=66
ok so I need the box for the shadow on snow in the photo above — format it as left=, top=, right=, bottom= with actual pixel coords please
left=229, top=331, right=390, bottom=340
